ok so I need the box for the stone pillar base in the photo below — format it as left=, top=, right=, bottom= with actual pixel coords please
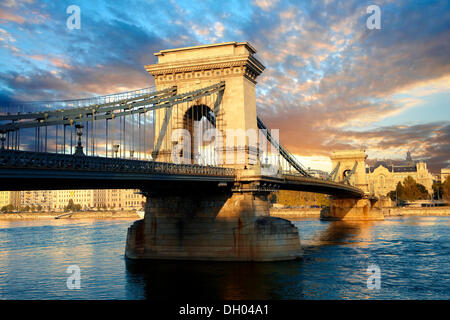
left=320, top=198, right=384, bottom=221
left=125, top=191, right=302, bottom=261
left=125, top=216, right=301, bottom=261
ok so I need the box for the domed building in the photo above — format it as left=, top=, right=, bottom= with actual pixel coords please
left=365, top=151, right=433, bottom=197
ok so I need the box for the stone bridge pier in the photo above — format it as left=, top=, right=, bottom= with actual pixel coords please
left=320, top=150, right=384, bottom=221
left=125, top=169, right=302, bottom=261
left=320, top=198, right=384, bottom=221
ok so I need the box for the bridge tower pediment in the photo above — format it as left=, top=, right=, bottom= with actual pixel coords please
left=145, top=42, right=265, bottom=168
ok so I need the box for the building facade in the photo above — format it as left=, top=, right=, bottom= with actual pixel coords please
left=441, top=168, right=450, bottom=183
left=53, top=190, right=96, bottom=211
left=0, top=191, right=12, bottom=208
left=0, top=189, right=145, bottom=212
left=366, top=152, right=434, bottom=197
left=19, top=190, right=53, bottom=210
left=331, top=150, right=435, bottom=198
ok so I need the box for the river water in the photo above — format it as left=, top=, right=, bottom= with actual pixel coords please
left=0, top=216, right=448, bottom=300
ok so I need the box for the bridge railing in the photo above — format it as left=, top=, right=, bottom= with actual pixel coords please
left=0, top=150, right=235, bottom=177
left=281, top=173, right=365, bottom=195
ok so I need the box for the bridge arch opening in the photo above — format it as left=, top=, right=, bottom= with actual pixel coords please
left=343, top=169, right=351, bottom=181
left=181, top=104, right=220, bottom=165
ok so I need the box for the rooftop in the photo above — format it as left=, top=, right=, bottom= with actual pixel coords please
left=154, top=42, right=257, bottom=56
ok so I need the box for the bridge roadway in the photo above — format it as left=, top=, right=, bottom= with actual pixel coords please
left=0, top=150, right=363, bottom=198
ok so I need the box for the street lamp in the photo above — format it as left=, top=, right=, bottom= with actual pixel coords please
left=0, top=131, right=6, bottom=150
left=113, top=144, right=120, bottom=158
left=129, top=150, right=134, bottom=158
left=74, top=124, right=84, bottom=155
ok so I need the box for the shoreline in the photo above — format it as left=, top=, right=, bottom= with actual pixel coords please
left=0, top=211, right=141, bottom=220
left=1, top=206, right=449, bottom=221
left=270, top=208, right=322, bottom=219
left=270, top=206, right=450, bottom=220
left=382, top=206, right=450, bottom=217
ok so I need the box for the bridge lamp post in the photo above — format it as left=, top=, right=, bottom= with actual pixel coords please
left=114, top=144, right=120, bottom=158
left=129, top=150, right=134, bottom=158
left=74, top=124, right=85, bottom=156
left=0, top=130, right=5, bottom=150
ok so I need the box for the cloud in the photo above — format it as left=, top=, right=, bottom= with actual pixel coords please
left=0, top=0, right=449, bottom=172
left=253, top=0, right=279, bottom=11
left=251, top=0, right=450, bottom=171
left=214, top=22, right=225, bottom=38
left=0, top=27, right=15, bottom=44
left=0, top=9, right=25, bottom=24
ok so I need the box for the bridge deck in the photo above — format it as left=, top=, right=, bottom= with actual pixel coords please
left=0, top=150, right=235, bottom=191
left=0, top=150, right=364, bottom=198
left=235, top=173, right=364, bottom=199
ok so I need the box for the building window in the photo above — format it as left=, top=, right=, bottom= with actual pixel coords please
left=379, top=175, right=385, bottom=188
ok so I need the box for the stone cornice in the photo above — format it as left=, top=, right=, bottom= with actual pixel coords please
left=330, top=154, right=367, bottom=161
left=146, top=54, right=265, bottom=85
left=145, top=55, right=265, bottom=77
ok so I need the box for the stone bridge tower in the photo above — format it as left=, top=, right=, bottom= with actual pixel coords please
left=126, top=42, right=302, bottom=262
left=322, top=150, right=383, bottom=221
left=145, top=42, right=265, bottom=168
left=330, top=150, right=369, bottom=193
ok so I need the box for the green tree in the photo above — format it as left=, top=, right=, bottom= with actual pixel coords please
left=432, top=181, right=443, bottom=200
left=416, top=183, right=428, bottom=197
left=387, top=190, right=396, bottom=201
left=443, top=176, right=450, bottom=201
left=274, top=190, right=329, bottom=207
left=269, top=193, right=277, bottom=204
left=64, top=199, right=76, bottom=212
left=315, top=193, right=331, bottom=207
left=388, top=182, right=404, bottom=203
left=2, top=204, right=15, bottom=213
left=392, top=176, right=429, bottom=201
left=388, top=178, right=431, bottom=204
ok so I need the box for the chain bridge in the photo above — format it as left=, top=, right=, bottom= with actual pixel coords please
left=0, top=42, right=382, bottom=262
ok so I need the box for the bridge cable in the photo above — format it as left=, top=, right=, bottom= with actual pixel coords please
left=256, top=116, right=311, bottom=177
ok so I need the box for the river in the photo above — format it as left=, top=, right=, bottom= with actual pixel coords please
left=0, top=216, right=448, bottom=299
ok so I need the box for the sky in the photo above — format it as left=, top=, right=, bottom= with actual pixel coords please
left=0, top=0, right=449, bottom=173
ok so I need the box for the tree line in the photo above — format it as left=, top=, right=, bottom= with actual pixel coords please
left=269, top=175, right=450, bottom=208
left=388, top=176, right=450, bottom=203
left=432, top=176, right=450, bottom=201
left=270, top=190, right=330, bottom=208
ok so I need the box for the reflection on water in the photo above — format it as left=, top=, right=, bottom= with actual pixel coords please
left=312, top=220, right=375, bottom=247
left=0, top=217, right=448, bottom=299
left=125, top=259, right=302, bottom=300
left=124, top=221, right=373, bottom=300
